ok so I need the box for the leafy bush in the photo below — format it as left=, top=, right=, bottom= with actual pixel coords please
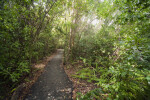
left=0, top=0, right=59, bottom=99
left=69, top=0, right=150, bottom=99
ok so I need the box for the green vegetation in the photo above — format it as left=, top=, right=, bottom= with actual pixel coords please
left=0, top=0, right=64, bottom=99
left=0, top=0, right=150, bottom=99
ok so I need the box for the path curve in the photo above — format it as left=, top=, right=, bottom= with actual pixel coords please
left=25, top=49, right=72, bottom=100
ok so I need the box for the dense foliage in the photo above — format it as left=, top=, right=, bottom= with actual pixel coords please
left=0, top=0, right=64, bottom=99
left=64, top=0, right=150, bottom=99
left=0, top=0, right=150, bottom=99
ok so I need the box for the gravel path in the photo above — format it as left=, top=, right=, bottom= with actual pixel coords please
left=24, top=49, right=72, bottom=100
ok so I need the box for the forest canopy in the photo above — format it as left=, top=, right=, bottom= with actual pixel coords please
left=0, top=0, right=150, bottom=99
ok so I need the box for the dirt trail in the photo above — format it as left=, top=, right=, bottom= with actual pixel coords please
left=24, top=49, right=72, bottom=100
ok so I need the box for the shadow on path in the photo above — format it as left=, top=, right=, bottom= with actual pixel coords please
left=25, top=49, right=72, bottom=100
